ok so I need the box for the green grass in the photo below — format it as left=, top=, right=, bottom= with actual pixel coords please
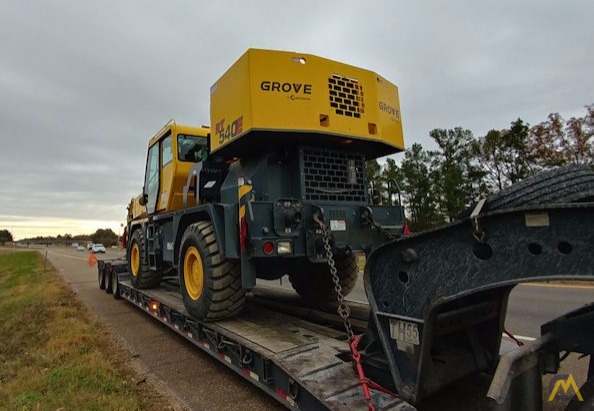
left=0, top=251, right=171, bottom=410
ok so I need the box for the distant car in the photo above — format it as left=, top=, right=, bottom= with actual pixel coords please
left=92, top=244, right=106, bottom=253
left=76, top=245, right=84, bottom=251
left=87, top=243, right=93, bottom=250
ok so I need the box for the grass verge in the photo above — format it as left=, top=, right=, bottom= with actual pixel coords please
left=0, top=251, right=172, bottom=410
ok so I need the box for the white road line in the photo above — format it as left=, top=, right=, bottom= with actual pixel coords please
left=46, top=250, right=88, bottom=261
left=520, top=282, right=594, bottom=290
left=502, top=333, right=536, bottom=342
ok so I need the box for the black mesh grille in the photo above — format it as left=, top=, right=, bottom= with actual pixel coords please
left=328, top=74, right=365, bottom=118
left=301, top=147, right=366, bottom=203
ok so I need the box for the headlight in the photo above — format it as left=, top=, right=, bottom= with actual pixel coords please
left=277, top=241, right=293, bottom=255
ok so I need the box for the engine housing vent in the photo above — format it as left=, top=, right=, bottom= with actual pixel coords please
left=301, top=147, right=366, bottom=203
left=328, top=74, right=365, bottom=118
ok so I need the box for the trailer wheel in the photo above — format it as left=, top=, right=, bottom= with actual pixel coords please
left=289, top=254, right=359, bottom=303
left=459, top=165, right=594, bottom=219
left=128, top=229, right=162, bottom=289
left=98, top=264, right=106, bottom=290
left=179, top=221, right=245, bottom=321
left=111, top=267, right=121, bottom=299
left=105, top=265, right=113, bottom=294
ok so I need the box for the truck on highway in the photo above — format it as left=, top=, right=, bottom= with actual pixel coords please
left=99, top=49, right=594, bottom=409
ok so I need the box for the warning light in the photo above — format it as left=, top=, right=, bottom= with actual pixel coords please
left=150, top=301, right=160, bottom=311
left=263, top=241, right=274, bottom=255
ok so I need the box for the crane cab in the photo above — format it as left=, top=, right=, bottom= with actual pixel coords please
left=141, top=121, right=209, bottom=214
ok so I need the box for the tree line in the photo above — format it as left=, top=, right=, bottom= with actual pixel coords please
left=14, top=228, right=120, bottom=247
left=367, top=105, right=593, bottom=232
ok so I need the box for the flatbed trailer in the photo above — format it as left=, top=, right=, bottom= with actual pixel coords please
left=98, top=263, right=411, bottom=410
left=98, top=202, right=594, bottom=410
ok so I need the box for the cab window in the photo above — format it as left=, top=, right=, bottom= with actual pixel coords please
left=144, top=143, right=160, bottom=213
left=162, top=135, right=173, bottom=166
left=178, top=134, right=207, bottom=162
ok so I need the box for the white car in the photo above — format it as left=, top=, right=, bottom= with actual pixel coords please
left=92, top=243, right=106, bottom=253
left=76, top=245, right=85, bottom=251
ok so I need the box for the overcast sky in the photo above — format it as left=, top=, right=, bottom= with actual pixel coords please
left=1, top=0, right=592, bottom=240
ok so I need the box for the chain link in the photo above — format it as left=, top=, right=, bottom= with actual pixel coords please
left=314, top=212, right=383, bottom=410
left=312, top=212, right=355, bottom=343
left=362, top=212, right=396, bottom=241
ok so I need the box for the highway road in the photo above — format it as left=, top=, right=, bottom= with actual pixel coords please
left=507, top=283, right=594, bottom=337
left=28, top=246, right=594, bottom=410
left=265, top=272, right=594, bottom=341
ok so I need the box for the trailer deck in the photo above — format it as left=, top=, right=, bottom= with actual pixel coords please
left=111, top=275, right=411, bottom=410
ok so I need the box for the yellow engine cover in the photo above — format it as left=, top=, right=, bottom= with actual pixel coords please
left=209, top=49, right=404, bottom=159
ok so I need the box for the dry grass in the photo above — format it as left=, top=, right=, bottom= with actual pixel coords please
left=0, top=251, right=173, bottom=410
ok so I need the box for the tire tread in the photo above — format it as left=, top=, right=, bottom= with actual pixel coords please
left=179, top=222, right=245, bottom=321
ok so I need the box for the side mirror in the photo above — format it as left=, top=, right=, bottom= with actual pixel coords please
left=138, top=193, right=147, bottom=206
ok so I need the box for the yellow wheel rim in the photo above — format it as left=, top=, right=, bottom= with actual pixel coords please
left=130, top=243, right=140, bottom=277
left=184, top=246, right=204, bottom=300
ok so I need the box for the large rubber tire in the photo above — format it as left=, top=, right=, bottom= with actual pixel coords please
left=111, top=267, right=121, bottom=299
left=289, top=254, right=359, bottom=303
left=128, top=229, right=162, bottom=289
left=98, top=262, right=106, bottom=290
left=459, top=165, right=594, bottom=218
left=104, top=265, right=113, bottom=294
left=178, top=221, right=245, bottom=321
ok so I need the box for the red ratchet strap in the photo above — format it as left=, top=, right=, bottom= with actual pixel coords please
left=350, top=335, right=399, bottom=411
left=503, top=328, right=525, bottom=346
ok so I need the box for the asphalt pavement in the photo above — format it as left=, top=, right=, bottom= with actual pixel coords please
left=507, top=283, right=594, bottom=337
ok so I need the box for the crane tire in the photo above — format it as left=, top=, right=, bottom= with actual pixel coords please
left=331, top=253, right=359, bottom=298
left=179, top=221, right=245, bottom=321
left=289, top=253, right=359, bottom=303
left=128, top=229, right=162, bottom=289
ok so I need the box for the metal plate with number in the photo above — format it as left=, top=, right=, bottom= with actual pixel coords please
left=330, top=220, right=346, bottom=231
left=390, top=319, right=420, bottom=345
